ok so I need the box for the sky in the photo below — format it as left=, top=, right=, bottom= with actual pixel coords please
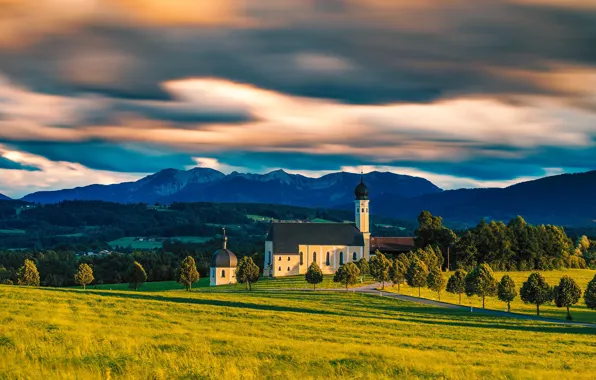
left=0, top=0, right=595, bottom=198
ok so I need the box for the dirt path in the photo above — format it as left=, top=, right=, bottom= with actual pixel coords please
left=351, top=283, right=596, bottom=328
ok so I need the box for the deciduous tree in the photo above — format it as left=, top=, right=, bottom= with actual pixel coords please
left=333, top=263, right=360, bottom=290
left=465, top=263, right=497, bottom=308
left=585, top=274, right=596, bottom=309
left=389, top=259, right=407, bottom=291
left=370, top=252, right=391, bottom=289
left=17, top=259, right=40, bottom=287
left=427, top=267, right=446, bottom=300
left=520, top=272, right=553, bottom=316
left=305, top=262, right=323, bottom=291
left=129, top=261, right=147, bottom=291
left=446, top=269, right=467, bottom=304
left=74, top=263, right=94, bottom=290
left=358, top=258, right=370, bottom=280
left=497, top=275, right=517, bottom=312
left=554, top=276, right=582, bottom=320
left=406, top=259, right=428, bottom=297
left=177, top=256, right=199, bottom=291
left=236, top=256, right=260, bottom=291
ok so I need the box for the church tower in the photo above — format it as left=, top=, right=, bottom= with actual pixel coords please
left=354, top=176, right=371, bottom=259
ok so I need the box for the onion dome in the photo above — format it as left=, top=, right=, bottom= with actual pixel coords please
left=211, top=228, right=238, bottom=267
left=354, top=177, right=369, bottom=200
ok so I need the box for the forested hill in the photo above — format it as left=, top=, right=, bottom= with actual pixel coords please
left=0, top=193, right=10, bottom=201
left=366, top=170, right=596, bottom=227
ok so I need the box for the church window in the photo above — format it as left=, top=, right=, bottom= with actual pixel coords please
left=211, top=268, right=214, bottom=277
left=300, top=252, right=304, bottom=265
left=353, top=252, right=358, bottom=261
left=221, top=270, right=225, bottom=278
left=287, top=256, right=291, bottom=261
left=313, top=252, right=317, bottom=263
left=326, top=252, right=330, bottom=266
left=278, top=256, right=281, bottom=261
left=356, top=207, right=359, bottom=213
left=278, top=267, right=281, bottom=271
left=339, top=252, right=344, bottom=265
left=362, top=208, right=364, bottom=212
left=268, top=251, right=271, bottom=264
left=287, top=267, right=290, bottom=271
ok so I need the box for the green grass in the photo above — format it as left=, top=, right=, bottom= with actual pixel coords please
left=386, top=269, right=596, bottom=324
left=108, top=237, right=163, bottom=250
left=0, top=229, right=25, bottom=234
left=168, top=236, right=212, bottom=244
left=55, top=233, right=86, bottom=238
left=1, top=285, right=595, bottom=379
left=247, top=214, right=277, bottom=222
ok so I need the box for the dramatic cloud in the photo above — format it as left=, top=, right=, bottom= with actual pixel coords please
left=0, top=0, right=594, bottom=196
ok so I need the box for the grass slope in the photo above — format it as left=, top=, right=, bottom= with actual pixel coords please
left=387, top=269, right=596, bottom=324
left=1, top=285, right=595, bottom=379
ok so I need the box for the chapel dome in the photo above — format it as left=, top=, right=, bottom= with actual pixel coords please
left=211, top=249, right=238, bottom=268
left=355, top=177, right=369, bottom=200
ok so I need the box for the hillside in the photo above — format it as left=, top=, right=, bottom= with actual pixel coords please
left=1, top=285, right=595, bottom=379
left=21, top=169, right=442, bottom=206
left=0, top=193, right=10, bottom=201
left=370, top=170, right=596, bottom=226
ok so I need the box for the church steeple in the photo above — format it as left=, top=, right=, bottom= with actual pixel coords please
left=354, top=173, right=371, bottom=260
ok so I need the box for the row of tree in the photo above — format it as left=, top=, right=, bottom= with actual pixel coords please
left=414, top=211, right=596, bottom=271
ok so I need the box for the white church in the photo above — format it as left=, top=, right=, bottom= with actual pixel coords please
left=262, top=177, right=371, bottom=277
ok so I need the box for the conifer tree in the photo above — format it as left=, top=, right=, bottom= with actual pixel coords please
left=236, top=256, right=260, bottom=291
left=585, top=274, right=596, bottom=310
left=305, top=262, right=323, bottom=291
left=520, top=272, right=553, bottom=316
left=497, top=275, right=517, bottom=312
left=554, top=275, right=582, bottom=320
left=465, top=263, right=497, bottom=308
left=129, top=261, right=147, bottom=291
left=427, top=266, right=446, bottom=300
left=177, top=256, right=200, bottom=291
left=74, top=263, right=94, bottom=290
left=17, top=259, right=40, bottom=287
left=446, top=269, right=467, bottom=304
left=370, top=251, right=391, bottom=289
left=333, top=263, right=360, bottom=290
left=406, top=258, right=428, bottom=297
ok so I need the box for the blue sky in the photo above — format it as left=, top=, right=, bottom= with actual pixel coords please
left=0, top=0, right=595, bottom=197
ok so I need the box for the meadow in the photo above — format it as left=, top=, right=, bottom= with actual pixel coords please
left=1, top=284, right=595, bottom=379
left=387, top=269, right=596, bottom=324
left=107, top=237, right=212, bottom=250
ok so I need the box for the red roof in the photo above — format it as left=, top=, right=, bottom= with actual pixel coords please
left=371, top=237, right=416, bottom=253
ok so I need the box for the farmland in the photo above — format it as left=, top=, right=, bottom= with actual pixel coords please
left=1, top=284, right=595, bottom=379
left=387, top=269, right=596, bottom=324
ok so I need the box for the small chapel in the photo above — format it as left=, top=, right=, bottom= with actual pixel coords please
left=210, top=228, right=238, bottom=286
left=263, top=177, right=372, bottom=277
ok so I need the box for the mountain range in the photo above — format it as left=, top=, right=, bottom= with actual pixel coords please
left=12, top=168, right=596, bottom=226
left=0, top=193, right=10, bottom=201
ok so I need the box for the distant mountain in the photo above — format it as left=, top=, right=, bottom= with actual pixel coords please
left=0, top=193, right=10, bottom=201
left=370, top=170, right=596, bottom=227
left=22, top=168, right=442, bottom=207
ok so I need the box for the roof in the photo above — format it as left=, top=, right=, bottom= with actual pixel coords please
left=354, top=178, right=369, bottom=200
left=266, top=223, right=364, bottom=254
left=371, top=237, right=416, bottom=253
left=211, top=249, right=238, bottom=267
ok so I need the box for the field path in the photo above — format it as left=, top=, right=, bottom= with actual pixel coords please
left=350, top=283, right=596, bottom=328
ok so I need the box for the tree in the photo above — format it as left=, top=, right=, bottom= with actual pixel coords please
left=305, top=262, right=323, bottom=291
left=585, top=274, right=596, bottom=309
left=236, top=256, right=260, bottom=291
left=446, top=269, right=466, bottom=304
left=389, top=259, right=407, bottom=291
left=129, top=261, right=147, bottom=291
left=333, top=263, right=360, bottom=290
left=17, top=259, right=40, bottom=287
left=358, top=258, right=370, bottom=280
left=177, top=256, right=199, bottom=291
left=520, top=272, right=553, bottom=316
left=497, top=275, right=517, bottom=312
left=554, top=276, right=582, bottom=320
left=465, top=263, right=497, bottom=308
left=427, top=267, right=446, bottom=300
left=370, top=251, right=391, bottom=289
left=406, top=259, right=428, bottom=297
left=74, top=263, right=94, bottom=290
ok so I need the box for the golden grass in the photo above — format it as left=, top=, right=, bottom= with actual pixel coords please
left=1, top=285, right=595, bottom=379
left=386, top=269, right=596, bottom=323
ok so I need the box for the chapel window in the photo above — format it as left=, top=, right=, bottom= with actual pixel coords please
left=278, top=256, right=281, bottom=261
left=300, top=252, right=304, bottom=265
left=339, top=252, right=344, bottom=265
left=221, top=270, right=225, bottom=278
left=313, top=252, right=317, bottom=263
left=288, top=256, right=291, bottom=261
left=326, top=252, right=330, bottom=266
left=287, top=267, right=290, bottom=271
left=353, top=252, right=358, bottom=261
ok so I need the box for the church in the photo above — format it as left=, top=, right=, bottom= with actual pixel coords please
left=263, top=177, right=373, bottom=277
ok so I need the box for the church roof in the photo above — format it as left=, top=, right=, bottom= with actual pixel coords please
left=211, top=249, right=238, bottom=268
left=371, top=237, right=416, bottom=253
left=266, top=223, right=364, bottom=254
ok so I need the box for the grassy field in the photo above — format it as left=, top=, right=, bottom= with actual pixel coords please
left=386, top=269, right=596, bottom=324
left=1, top=285, right=595, bottom=379
left=107, top=237, right=212, bottom=249
left=0, top=229, right=25, bottom=234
